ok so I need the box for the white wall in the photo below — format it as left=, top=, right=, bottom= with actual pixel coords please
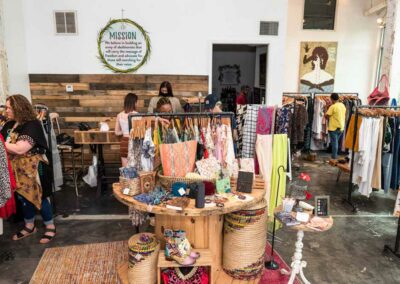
left=18, top=0, right=288, bottom=105
left=285, top=0, right=380, bottom=103
left=212, top=46, right=256, bottom=97
left=3, top=0, right=30, bottom=99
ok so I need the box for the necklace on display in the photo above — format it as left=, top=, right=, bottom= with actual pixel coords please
left=174, top=267, right=198, bottom=280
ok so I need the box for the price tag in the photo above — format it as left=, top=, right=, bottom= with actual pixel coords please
left=134, top=254, right=143, bottom=261
left=123, top=188, right=130, bottom=195
left=178, top=187, right=186, bottom=196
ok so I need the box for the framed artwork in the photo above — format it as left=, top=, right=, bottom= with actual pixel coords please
left=218, top=64, right=241, bottom=85
left=299, top=41, right=337, bottom=93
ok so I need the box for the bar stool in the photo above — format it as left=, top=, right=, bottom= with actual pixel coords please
left=50, top=113, right=84, bottom=197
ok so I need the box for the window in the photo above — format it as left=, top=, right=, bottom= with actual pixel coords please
left=54, top=11, right=77, bottom=34
left=303, top=0, right=337, bottom=30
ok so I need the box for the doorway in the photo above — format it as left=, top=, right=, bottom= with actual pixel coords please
left=211, top=44, right=268, bottom=112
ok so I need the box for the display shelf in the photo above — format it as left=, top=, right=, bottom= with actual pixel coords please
left=114, top=177, right=267, bottom=284
left=157, top=249, right=213, bottom=284
left=113, top=176, right=266, bottom=217
left=117, top=262, right=262, bottom=284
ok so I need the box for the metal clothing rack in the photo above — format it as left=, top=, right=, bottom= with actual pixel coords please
left=34, top=104, right=56, bottom=213
left=312, top=93, right=360, bottom=154
left=313, top=92, right=359, bottom=97
left=346, top=105, right=400, bottom=213
left=282, top=93, right=313, bottom=151
left=128, top=112, right=235, bottom=131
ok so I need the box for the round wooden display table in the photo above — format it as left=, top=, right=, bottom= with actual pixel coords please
left=113, top=176, right=266, bottom=284
left=274, top=206, right=333, bottom=284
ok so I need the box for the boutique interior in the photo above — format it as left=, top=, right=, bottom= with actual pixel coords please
left=1, top=1, right=400, bottom=284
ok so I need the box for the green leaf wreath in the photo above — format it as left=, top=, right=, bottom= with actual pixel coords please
left=97, top=18, right=151, bottom=73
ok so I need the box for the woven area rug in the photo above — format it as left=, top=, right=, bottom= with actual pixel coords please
left=259, top=242, right=301, bottom=284
left=30, top=241, right=127, bottom=284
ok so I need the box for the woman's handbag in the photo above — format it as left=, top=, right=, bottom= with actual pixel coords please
left=368, top=74, right=390, bottom=106
left=160, top=140, right=197, bottom=177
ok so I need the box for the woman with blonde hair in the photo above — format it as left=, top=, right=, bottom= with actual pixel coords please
left=1, top=94, right=56, bottom=243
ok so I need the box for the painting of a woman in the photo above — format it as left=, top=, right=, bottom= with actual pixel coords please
left=299, top=42, right=337, bottom=93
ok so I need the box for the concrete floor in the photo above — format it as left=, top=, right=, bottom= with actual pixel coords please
left=0, top=155, right=400, bottom=283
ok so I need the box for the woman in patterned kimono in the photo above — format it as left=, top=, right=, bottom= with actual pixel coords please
left=1, top=94, right=56, bottom=244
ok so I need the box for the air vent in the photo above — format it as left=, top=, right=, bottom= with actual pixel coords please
left=54, top=11, right=77, bottom=34
left=260, top=21, right=279, bottom=36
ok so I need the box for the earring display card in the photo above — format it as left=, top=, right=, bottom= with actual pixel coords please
left=237, top=171, right=254, bottom=193
left=315, top=196, right=330, bottom=217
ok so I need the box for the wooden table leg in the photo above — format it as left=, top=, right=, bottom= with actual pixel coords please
left=96, top=144, right=104, bottom=198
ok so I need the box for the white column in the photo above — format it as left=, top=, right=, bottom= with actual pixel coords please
left=388, top=1, right=400, bottom=101
left=0, top=0, right=9, bottom=104
left=3, top=0, right=31, bottom=100
left=381, top=0, right=400, bottom=101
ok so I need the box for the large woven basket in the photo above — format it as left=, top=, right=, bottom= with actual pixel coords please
left=128, top=233, right=160, bottom=284
left=119, top=177, right=141, bottom=196
left=157, top=171, right=215, bottom=190
left=223, top=199, right=268, bottom=280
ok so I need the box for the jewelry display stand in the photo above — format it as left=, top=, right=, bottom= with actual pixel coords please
left=113, top=176, right=266, bottom=284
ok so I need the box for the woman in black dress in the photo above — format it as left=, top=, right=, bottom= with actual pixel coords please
left=2, top=94, right=56, bottom=243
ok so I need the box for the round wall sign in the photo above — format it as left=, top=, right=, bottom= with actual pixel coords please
left=97, top=19, right=151, bottom=73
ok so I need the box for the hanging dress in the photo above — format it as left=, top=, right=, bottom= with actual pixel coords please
left=0, top=134, right=16, bottom=219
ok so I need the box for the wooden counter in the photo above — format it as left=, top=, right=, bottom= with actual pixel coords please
left=113, top=176, right=267, bottom=284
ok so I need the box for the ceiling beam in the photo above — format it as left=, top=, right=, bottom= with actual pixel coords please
left=364, top=1, right=387, bottom=16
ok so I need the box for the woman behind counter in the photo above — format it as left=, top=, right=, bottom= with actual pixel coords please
left=2, top=94, right=56, bottom=244
left=148, top=81, right=183, bottom=113
left=115, top=93, right=138, bottom=167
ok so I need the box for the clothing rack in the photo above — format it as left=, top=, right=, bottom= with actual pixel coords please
left=282, top=93, right=313, bottom=151
left=346, top=105, right=400, bottom=211
left=128, top=112, right=235, bottom=131
left=313, top=92, right=359, bottom=98
left=33, top=105, right=56, bottom=213
left=345, top=105, right=400, bottom=259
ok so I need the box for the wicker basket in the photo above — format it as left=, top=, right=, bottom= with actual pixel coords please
left=157, top=171, right=215, bottom=190
left=128, top=233, right=160, bottom=284
left=223, top=199, right=268, bottom=280
left=119, top=176, right=141, bottom=196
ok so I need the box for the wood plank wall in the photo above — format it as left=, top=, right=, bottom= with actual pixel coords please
left=30, top=74, right=208, bottom=165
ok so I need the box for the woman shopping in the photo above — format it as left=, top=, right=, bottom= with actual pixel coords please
left=1, top=94, right=56, bottom=244
left=115, top=93, right=139, bottom=167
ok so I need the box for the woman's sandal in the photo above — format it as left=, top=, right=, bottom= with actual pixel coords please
left=12, top=225, right=37, bottom=241
left=40, top=227, right=56, bottom=244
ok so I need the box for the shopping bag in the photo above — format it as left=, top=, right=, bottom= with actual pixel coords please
left=83, top=155, right=98, bottom=187
left=368, top=74, right=390, bottom=106
left=160, top=140, right=197, bottom=177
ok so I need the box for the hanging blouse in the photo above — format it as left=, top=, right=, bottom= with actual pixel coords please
left=256, top=106, right=274, bottom=135
left=141, top=127, right=155, bottom=171
left=0, top=134, right=16, bottom=219
left=127, top=138, right=142, bottom=170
